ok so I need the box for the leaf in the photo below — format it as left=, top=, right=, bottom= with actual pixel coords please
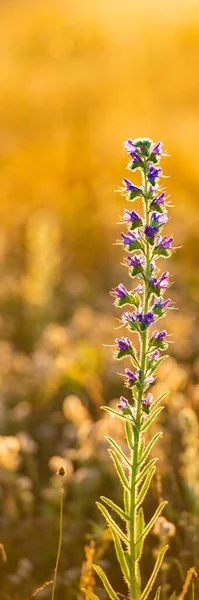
left=151, top=391, right=168, bottom=412
left=108, top=449, right=130, bottom=490
left=81, top=590, right=100, bottom=600
left=138, top=436, right=145, bottom=461
left=141, top=407, right=164, bottom=432
left=135, top=501, right=167, bottom=546
left=136, top=458, right=158, bottom=485
left=153, top=586, right=161, bottom=600
left=106, top=436, right=131, bottom=467
left=123, top=489, right=130, bottom=515
left=136, top=467, right=156, bottom=508
left=102, top=406, right=134, bottom=423
left=140, top=545, right=168, bottom=600
left=110, top=529, right=130, bottom=586
left=168, top=593, right=176, bottom=600
left=148, top=356, right=168, bottom=375
left=138, top=432, right=162, bottom=467
left=135, top=507, right=145, bottom=560
left=93, top=564, right=119, bottom=600
left=100, top=496, right=131, bottom=523
left=96, top=502, right=128, bottom=545
left=125, top=421, right=134, bottom=450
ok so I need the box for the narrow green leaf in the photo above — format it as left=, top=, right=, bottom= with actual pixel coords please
left=135, top=501, right=167, bottom=547
left=141, top=407, right=164, bottom=432
left=151, top=391, right=168, bottom=411
left=125, top=421, right=134, bottom=450
left=106, top=436, right=131, bottom=467
left=149, top=356, right=168, bottom=375
left=136, top=458, right=158, bottom=485
left=101, top=406, right=133, bottom=423
left=93, top=564, right=119, bottom=600
left=109, top=449, right=130, bottom=490
left=153, top=586, right=161, bottom=600
left=110, top=529, right=130, bottom=585
left=138, top=436, right=145, bottom=461
left=135, top=507, right=145, bottom=560
left=81, top=589, right=100, bottom=600
left=138, top=432, right=162, bottom=467
left=140, top=545, right=168, bottom=600
left=123, top=489, right=130, bottom=515
left=168, top=593, right=176, bottom=600
left=100, top=496, right=131, bottom=522
left=136, top=467, right=156, bottom=507
left=96, top=502, right=128, bottom=545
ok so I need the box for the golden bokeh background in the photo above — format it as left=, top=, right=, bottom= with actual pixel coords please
left=0, top=1, right=199, bottom=598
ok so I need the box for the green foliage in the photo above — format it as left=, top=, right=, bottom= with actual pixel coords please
left=140, top=545, right=168, bottom=600
left=93, top=565, right=119, bottom=600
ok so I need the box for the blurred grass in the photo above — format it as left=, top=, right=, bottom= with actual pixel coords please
left=0, top=0, right=198, bottom=599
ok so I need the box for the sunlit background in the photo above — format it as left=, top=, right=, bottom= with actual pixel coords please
left=0, top=0, right=199, bottom=598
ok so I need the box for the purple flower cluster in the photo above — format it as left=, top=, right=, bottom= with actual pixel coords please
left=113, top=137, right=174, bottom=415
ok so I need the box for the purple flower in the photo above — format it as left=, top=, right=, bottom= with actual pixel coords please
left=144, top=375, right=154, bottom=385
left=123, top=178, right=142, bottom=194
left=121, top=232, right=137, bottom=246
left=154, top=298, right=171, bottom=310
left=155, top=236, right=173, bottom=250
left=124, top=139, right=137, bottom=155
left=151, top=350, right=160, bottom=361
left=115, top=337, right=132, bottom=352
left=125, top=368, right=136, bottom=386
left=141, top=312, right=155, bottom=327
left=150, top=271, right=169, bottom=291
left=127, top=255, right=144, bottom=268
left=121, top=311, right=137, bottom=325
left=152, top=142, right=163, bottom=156
left=142, top=393, right=153, bottom=409
left=118, top=396, right=129, bottom=410
left=123, top=209, right=141, bottom=223
left=152, top=330, right=167, bottom=342
left=151, top=211, right=168, bottom=226
left=147, top=166, right=162, bottom=185
left=113, top=283, right=128, bottom=299
left=144, top=225, right=159, bottom=238
left=151, top=192, right=165, bottom=206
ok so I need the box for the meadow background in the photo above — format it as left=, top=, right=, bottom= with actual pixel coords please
left=0, top=0, right=199, bottom=598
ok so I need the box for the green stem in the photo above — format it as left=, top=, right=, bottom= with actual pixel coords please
left=129, top=161, right=150, bottom=600
left=51, top=478, right=64, bottom=600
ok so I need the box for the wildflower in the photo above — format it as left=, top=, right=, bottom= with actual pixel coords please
left=142, top=393, right=153, bottom=412
left=155, top=235, right=173, bottom=250
left=151, top=211, right=168, bottom=226
left=121, top=231, right=142, bottom=251
left=151, top=192, right=165, bottom=206
left=124, top=139, right=137, bottom=156
left=151, top=142, right=163, bottom=156
left=113, top=283, right=128, bottom=299
left=141, top=312, right=155, bottom=327
left=152, top=330, right=167, bottom=342
left=118, top=396, right=129, bottom=410
left=144, top=225, right=159, bottom=239
left=122, top=178, right=142, bottom=198
left=144, top=375, right=154, bottom=386
left=147, top=165, right=162, bottom=185
left=123, top=209, right=142, bottom=227
left=154, top=298, right=171, bottom=310
left=150, top=271, right=169, bottom=292
left=127, top=254, right=144, bottom=268
left=151, top=350, right=160, bottom=361
left=125, top=368, right=136, bottom=387
left=115, top=337, right=132, bottom=353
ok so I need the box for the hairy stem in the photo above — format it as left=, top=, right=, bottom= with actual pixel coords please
left=129, top=161, right=150, bottom=599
